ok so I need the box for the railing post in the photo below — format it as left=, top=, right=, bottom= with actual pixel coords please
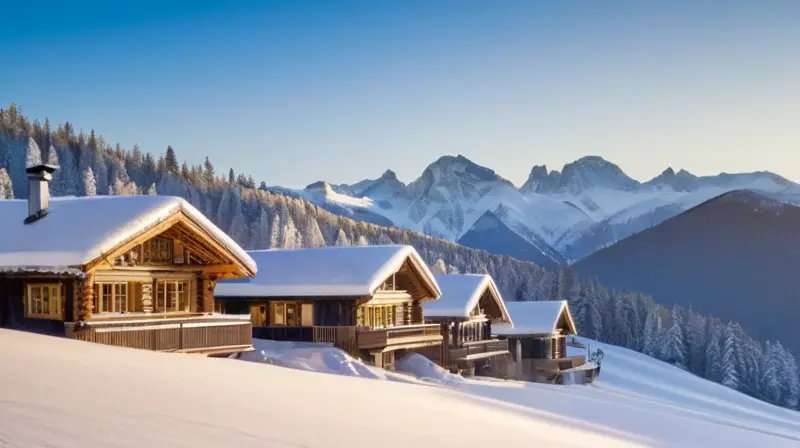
left=179, top=323, right=183, bottom=350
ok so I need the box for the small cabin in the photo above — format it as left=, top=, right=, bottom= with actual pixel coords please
left=421, top=274, right=511, bottom=375
left=493, top=300, right=599, bottom=384
left=0, top=165, right=257, bottom=356
left=215, top=245, right=443, bottom=369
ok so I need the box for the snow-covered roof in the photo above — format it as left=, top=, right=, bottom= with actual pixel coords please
left=492, top=300, right=577, bottom=336
left=0, top=196, right=256, bottom=275
left=215, top=245, right=440, bottom=299
left=423, top=274, right=511, bottom=323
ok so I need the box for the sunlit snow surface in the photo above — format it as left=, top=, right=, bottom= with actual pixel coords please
left=2, top=331, right=800, bottom=447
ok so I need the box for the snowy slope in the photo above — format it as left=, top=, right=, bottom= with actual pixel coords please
left=0, top=330, right=634, bottom=448
left=245, top=337, right=800, bottom=447
left=295, top=155, right=798, bottom=263
left=6, top=330, right=800, bottom=447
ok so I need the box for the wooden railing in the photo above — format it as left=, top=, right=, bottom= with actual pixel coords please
left=449, top=339, right=509, bottom=361
left=69, top=317, right=252, bottom=355
left=358, top=324, right=442, bottom=350
left=251, top=326, right=358, bottom=355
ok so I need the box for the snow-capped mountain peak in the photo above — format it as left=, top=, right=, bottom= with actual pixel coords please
left=645, top=167, right=698, bottom=192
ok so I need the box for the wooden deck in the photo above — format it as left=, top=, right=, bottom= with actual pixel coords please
left=67, top=315, right=253, bottom=355
left=357, top=324, right=442, bottom=351
left=449, top=339, right=509, bottom=361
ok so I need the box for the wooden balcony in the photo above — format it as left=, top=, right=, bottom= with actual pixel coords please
left=358, top=324, right=443, bottom=351
left=449, top=339, right=509, bottom=362
left=66, top=314, right=253, bottom=356
left=252, top=325, right=358, bottom=355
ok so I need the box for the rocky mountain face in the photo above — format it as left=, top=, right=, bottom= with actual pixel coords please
left=573, top=190, right=800, bottom=357
left=298, top=155, right=798, bottom=264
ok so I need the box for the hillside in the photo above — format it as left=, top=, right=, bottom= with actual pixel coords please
left=3, top=330, right=800, bottom=447
left=574, top=190, right=800, bottom=357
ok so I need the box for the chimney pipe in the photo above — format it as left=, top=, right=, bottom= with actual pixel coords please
left=24, top=164, right=58, bottom=224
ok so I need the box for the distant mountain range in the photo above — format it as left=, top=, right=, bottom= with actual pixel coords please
left=573, top=189, right=800, bottom=358
left=269, top=155, right=799, bottom=267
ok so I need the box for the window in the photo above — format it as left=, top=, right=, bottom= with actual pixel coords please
left=154, top=280, right=189, bottom=313
left=142, top=237, right=173, bottom=263
left=357, top=304, right=397, bottom=329
left=270, top=301, right=312, bottom=327
left=26, top=283, right=62, bottom=320
left=93, top=282, right=129, bottom=314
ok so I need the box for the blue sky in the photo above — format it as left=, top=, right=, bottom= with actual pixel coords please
left=2, top=0, right=800, bottom=188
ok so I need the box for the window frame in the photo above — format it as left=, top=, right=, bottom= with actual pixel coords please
left=25, top=283, right=63, bottom=320
left=154, top=279, right=190, bottom=313
left=93, top=281, right=130, bottom=314
left=270, top=301, right=312, bottom=327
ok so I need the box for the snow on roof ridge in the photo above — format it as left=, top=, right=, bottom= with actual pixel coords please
left=216, top=244, right=439, bottom=298
left=494, top=300, right=575, bottom=336
left=424, top=274, right=511, bottom=323
left=0, top=195, right=256, bottom=275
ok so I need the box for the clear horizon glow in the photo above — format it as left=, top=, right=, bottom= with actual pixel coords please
left=2, top=0, right=800, bottom=188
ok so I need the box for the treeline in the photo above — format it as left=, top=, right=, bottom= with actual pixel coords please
left=0, top=103, right=797, bottom=410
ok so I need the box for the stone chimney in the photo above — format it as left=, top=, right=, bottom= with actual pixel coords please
left=24, top=164, right=58, bottom=224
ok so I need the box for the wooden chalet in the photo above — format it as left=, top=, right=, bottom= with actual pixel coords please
left=421, top=274, right=511, bottom=376
left=0, top=165, right=257, bottom=356
left=493, top=300, right=600, bottom=384
left=214, top=245, right=443, bottom=369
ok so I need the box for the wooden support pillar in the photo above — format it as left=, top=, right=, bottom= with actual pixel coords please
left=200, top=276, right=216, bottom=313
left=411, top=300, right=423, bottom=324
left=77, top=273, right=94, bottom=322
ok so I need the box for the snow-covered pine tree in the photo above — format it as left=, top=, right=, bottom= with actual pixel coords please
left=249, top=206, right=270, bottom=249
left=660, top=305, right=688, bottom=369
left=334, top=229, right=351, bottom=247
left=377, top=233, right=393, bottom=245
left=642, top=308, right=662, bottom=358
left=779, top=345, right=800, bottom=409
left=446, top=264, right=460, bottom=274
left=685, top=307, right=707, bottom=376
left=355, top=235, right=369, bottom=246
left=228, top=199, right=248, bottom=246
left=58, top=146, right=80, bottom=196
left=430, top=259, right=447, bottom=275
left=721, top=322, right=740, bottom=389
left=704, top=319, right=722, bottom=381
left=46, top=144, right=62, bottom=196
left=26, top=136, right=42, bottom=168
left=302, top=218, right=326, bottom=248
left=83, top=167, right=97, bottom=196
left=761, top=341, right=782, bottom=404
left=268, top=213, right=281, bottom=249
left=147, top=183, right=157, bottom=195
left=0, top=168, right=13, bottom=199
left=282, top=216, right=301, bottom=249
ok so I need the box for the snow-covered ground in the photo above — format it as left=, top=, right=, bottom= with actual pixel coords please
left=3, top=330, right=800, bottom=447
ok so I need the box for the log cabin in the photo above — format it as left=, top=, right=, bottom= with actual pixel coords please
left=420, top=274, right=512, bottom=376
left=0, top=165, right=257, bottom=356
left=214, top=245, right=444, bottom=369
left=492, top=300, right=600, bottom=384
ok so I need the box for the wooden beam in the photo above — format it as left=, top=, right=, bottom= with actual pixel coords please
left=84, top=213, right=183, bottom=273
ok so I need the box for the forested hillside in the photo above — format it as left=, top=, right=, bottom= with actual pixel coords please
left=0, top=103, right=796, bottom=410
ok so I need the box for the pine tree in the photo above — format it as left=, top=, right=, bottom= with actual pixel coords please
left=661, top=305, right=687, bottom=368
left=83, top=167, right=97, bottom=196
left=203, top=157, right=215, bottom=186
left=147, top=183, right=157, bottom=195
left=355, top=235, right=369, bottom=246
left=721, top=322, right=740, bottom=389
left=779, top=346, right=800, bottom=409
left=249, top=206, right=270, bottom=249
left=705, top=320, right=722, bottom=381
left=0, top=168, right=13, bottom=199
left=228, top=168, right=235, bottom=184
left=334, top=229, right=351, bottom=247
left=165, top=146, right=179, bottom=175
left=302, top=218, right=326, bottom=248
left=268, top=214, right=281, bottom=249
left=228, top=199, right=248, bottom=245
left=59, top=146, right=80, bottom=196
left=685, top=308, right=707, bottom=376
left=642, top=308, right=663, bottom=358
left=761, top=341, right=782, bottom=404
left=282, top=216, right=301, bottom=249
left=26, top=137, right=42, bottom=168
left=430, top=259, right=447, bottom=275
